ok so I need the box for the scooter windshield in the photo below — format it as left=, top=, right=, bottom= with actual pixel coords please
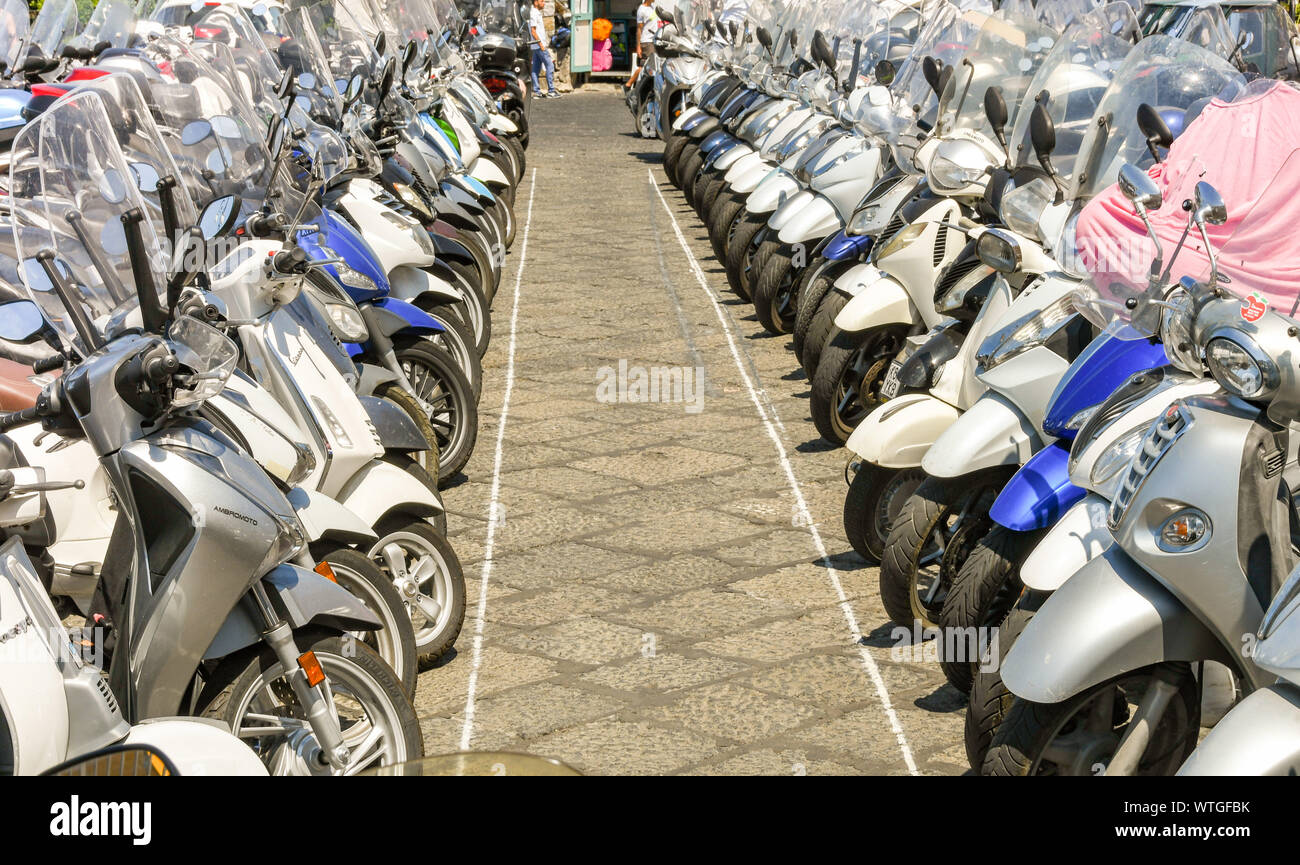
left=176, top=4, right=286, bottom=122
left=0, top=0, right=28, bottom=73
left=1007, top=2, right=1139, bottom=183
left=295, top=0, right=380, bottom=84
left=28, top=0, right=86, bottom=58
left=934, top=10, right=1058, bottom=140
left=1001, top=0, right=1097, bottom=31
left=77, top=0, right=139, bottom=52
left=9, top=87, right=170, bottom=345
left=95, top=35, right=276, bottom=208
left=1068, top=35, right=1246, bottom=203
left=274, top=7, right=343, bottom=125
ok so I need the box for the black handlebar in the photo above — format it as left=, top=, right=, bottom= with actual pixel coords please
left=0, top=405, right=42, bottom=432
left=31, top=354, right=65, bottom=375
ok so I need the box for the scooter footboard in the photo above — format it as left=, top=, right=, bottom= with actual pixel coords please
left=1177, top=685, right=1300, bottom=776
left=1002, top=546, right=1234, bottom=704
left=845, top=394, right=959, bottom=468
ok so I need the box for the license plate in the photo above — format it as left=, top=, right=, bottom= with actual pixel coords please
left=880, top=360, right=903, bottom=400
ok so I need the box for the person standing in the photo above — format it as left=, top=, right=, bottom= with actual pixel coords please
left=624, top=0, right=658, bottom=90
left=529, top=0, right=559, bottom=98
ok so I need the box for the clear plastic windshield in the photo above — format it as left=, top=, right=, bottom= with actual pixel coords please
left=1001, top=0, right=1098, bottom=31
left=935, top=11, right=1059, bottom=139
left=826, top=0, right=891, bottom=84
left=1139, top=2, right=1238, bottom=60
left=297, top=0, right=380, bottom=84
left=1068, top=35, right=1246, bottom=201
left=77, top=0, right=139, bottom=51
left=182, top=5, right=286, bottom=123
left=9, top=88, right=170, bottom=344
left=29, top=0, right=86, bottom=57
left=471, top=0, right=519, bottom=35
left=94, top=35, right=275, bottom=208
left=0, top=0, right=28, bottom=73
left=273, top=6, right=343, bottom=124
left=1007, top=3, right=1138, bottom=182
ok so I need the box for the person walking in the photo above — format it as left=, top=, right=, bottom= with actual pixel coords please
left=529, top=0, right=559, bottom=98
left=623, top=0, right=658, bottom=90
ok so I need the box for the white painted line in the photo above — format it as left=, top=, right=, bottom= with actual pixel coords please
left=459, top=168, right=538, bottom=751
left=649, top=169, right=920, bottom=775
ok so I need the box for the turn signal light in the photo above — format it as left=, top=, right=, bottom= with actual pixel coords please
left=313, top=561, right=338, bottom=584
left=1158, top=510, right=1209, bottom=551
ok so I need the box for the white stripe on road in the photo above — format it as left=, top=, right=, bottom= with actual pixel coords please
left=649, top=169, right=920, bottom=775
left=459, top=168, right=538, bottom=751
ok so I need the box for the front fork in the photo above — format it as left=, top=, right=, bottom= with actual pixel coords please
left=358, top=305, right=427, bottom=413
left=1104, top=663, right=1190, bottom=776
left=249, top=581, right=350, bottom=772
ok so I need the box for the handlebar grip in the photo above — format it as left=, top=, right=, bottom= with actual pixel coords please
left=0, top=405, right=42, bottom=431
left=31, top=354, right=64, bottom=374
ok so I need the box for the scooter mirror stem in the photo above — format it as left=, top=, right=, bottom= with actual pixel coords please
left=121, top=209, right=167, bottom=334
left=37, top=249, right=103, bottom=351
left=65, top=211, right=130, bottom=308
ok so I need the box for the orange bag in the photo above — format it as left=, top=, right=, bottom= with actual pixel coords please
left=593, top=17, right=612, bottom=41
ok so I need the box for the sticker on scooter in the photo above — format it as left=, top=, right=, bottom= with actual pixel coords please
left=880, top=360, right=903, bottom=400
left=1241, top=292, right=1269, bottom=323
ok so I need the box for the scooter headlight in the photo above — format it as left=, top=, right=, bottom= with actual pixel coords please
left=875, top=221, right=927, bottom=260
left=848, top=203, right=889, bottom=236
left=326, top=302, right=369, bottom=343
left=260, top=514, right=308, bottom=575
left=928, top=139, right=992, bottom=193
left=393, top=182, right=434, bottom=220
left=976, top=294, right=1076, bottom=373
left=284, top=442, right=318, bottom=488
left=1088, top=424, right=1147, bottom=499
left=333, top=261, right=379, bottom=297
left=999, top=177, right=1055, bottom=243
left=1205, top=333, right=1276, bottom=400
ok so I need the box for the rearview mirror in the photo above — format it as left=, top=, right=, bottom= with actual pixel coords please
left=984, top=86, right=1008, bottom=140
left=874, top=59, right=895, bottom=86
left=402, top=39, right=418, bottom=72
left=812, top=30, right=835, bottom=71
left=922, top=56, right=940, bottom=94
left=379, top=56, right=396, bottom=97
left=757, top=27, right=772, bottom=51
left=1135, top=102, right=1174, bottom=161
left=1029, top=101, right=1055, bottom=159
left=345, top=72, right=365, bottom=106
left=1193, top=181, right=1226, bottom=225
left=658, top=8, right=675, bottom=26
left=0, top=300, right=50, bottom=344
left=1118, top=162, right=1162, bottom=212
left=42, top=745, right=177, bottom=776
left=373, top=32, right=387, bottom=57
left=276, top=68, right=294, bottom=100
left=197, top=195, right=240, bottom=240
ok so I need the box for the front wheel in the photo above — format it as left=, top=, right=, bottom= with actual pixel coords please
left=982, top=665, right=1200, bottom=776
left=751, top=240, right=798, bottom=335
left=809, top=325, right=908, bottom=444
left=394, top=338, right=479, bottom=483
left=843, top=463, right=926, bottom=563
left=965, top=595, right=1044, bottom=769
left=198, top=632, right=423, bottom=775
left=638, top=97, right=659, bottom=139
left=370, top=520, right=467, bottom=664
left=318, top=548, right=418, bottom=700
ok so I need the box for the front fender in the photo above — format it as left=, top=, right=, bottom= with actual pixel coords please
left=745, top=169, right=800, bottom=215
left=701, top=129, right=734, bottom=155
left=712, top=141, right=752, bottom=171
left=988, top=441, right=1086, bottom=532
left=921, top=391, right=1040, bottom=477
left=686, top=116, right=720, bottom=138
left=389, top=264, right=462, bottom=308
left=287, top=486, right=378, bottom=548
left=777, top=194, right=843, bottom=245
left=727, top=156, right=774, bottom=192
left=673, top=105, right=705, bottom=133
left=823, top=230, right=873, bottom=261
left=368, top=296, right=443, bottom=337
left=338, top=458, right=443, bottom=529
left=1178, top=685, right=1300, bottom=776
left=845, top=394, right=960, bottom=468
left=359, top=395, right=433, bottom=454
left=768, top=188, right=814, bottom=232
left=1002, top=546, right=1234, bottom=704
left=834, top=269, right=915, bottom=331
left=1019, top=493, right=1113, bottom=591
left=468, top=155, right=510, bottom=191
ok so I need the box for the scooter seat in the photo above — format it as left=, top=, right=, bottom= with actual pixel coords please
left=0, top=357, right=39, bottom=412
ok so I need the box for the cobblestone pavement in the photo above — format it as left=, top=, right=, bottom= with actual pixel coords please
left=413, top=88, right=967, bottom=775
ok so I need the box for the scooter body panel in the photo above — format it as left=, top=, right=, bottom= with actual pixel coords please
left=336, top=457, right=442, bottom=529
left=122, top=719, right=269, bottom=776
left=845, top=393, right=961, bottom=468
left=1177, top=684, right=1300, bottom=775
left=833, top=268, right=916, bottom=331
left=727, top=156, right=774, bottom=192
left=1002, top=545, right=1234, bottom=704
left=745, top=168, right=800, bottom=215
left=921, top=390, right=1042, bottom=477
left=712, top=141, right=752, bottom=171
left=776, top=193, right=843, bottom=244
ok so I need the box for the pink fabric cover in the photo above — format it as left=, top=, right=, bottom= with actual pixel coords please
left=593, top=38, right=612, bottom=71
left=1075, top=82, right=1300, bottom=315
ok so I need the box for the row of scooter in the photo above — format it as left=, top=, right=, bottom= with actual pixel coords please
left=0, top=0, right=530, bottom=774
left=657, top=0, right=1300, bottom=774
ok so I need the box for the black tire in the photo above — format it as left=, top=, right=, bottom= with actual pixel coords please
left=697, top=172, right=726, bottom=219
left=740, top=224, right=773, bottom=299
left=725, top=212, right=765, bottom=301
left=393, top=338, right=479, bottom=484
left=792, top=263, right=838, bottom=361
left=800, top=288, right=848, bottom=378
left=983, top=665, right=1200, bottom=776
left=843, top=464, right=927, bottom=564
left=940, top=526, right=1041, bottom=693
left=371, top=519, right=467, bottom=663
left=433, top=267, right=492, bottom=357
left=319, top=548, right=418, bottom=700
left=709, top=189, right=745, bottom=262
left=751, top=240, right=797, bottom=334
left=418, top=304, right=484, bottom=400
left=679, top=149, right=706, bottom=206
left=664, top=133, right=691, bottom=186
left=878, top=475, right=1003, bottom=629
left=374, top=385, right=441, bottom=487
left=965, top=595, right=1044, bottom=769
left=809, top=325, right=908, bottom=444
left=675, top=140, right=701, bottom=189
left=198, top=632, right=423, bottom=774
